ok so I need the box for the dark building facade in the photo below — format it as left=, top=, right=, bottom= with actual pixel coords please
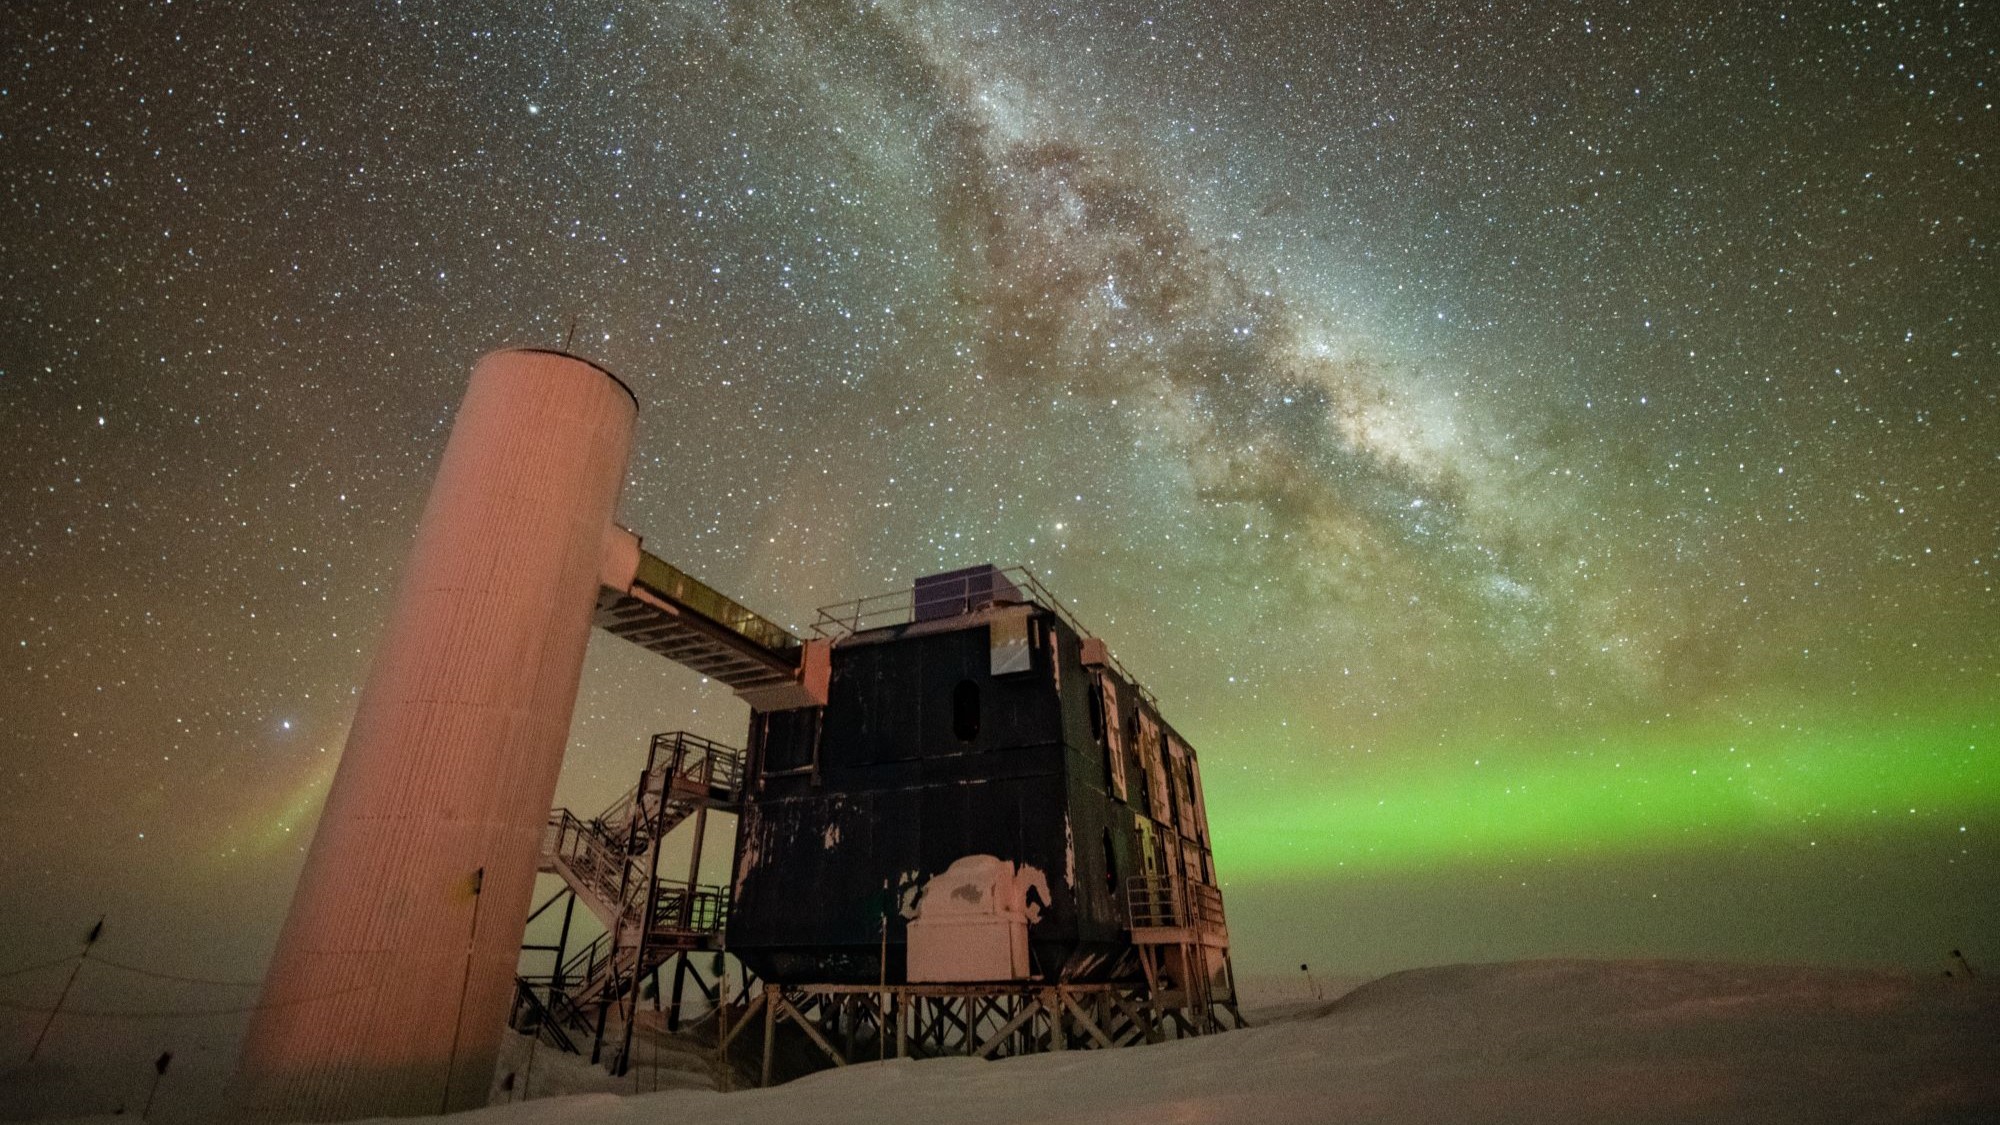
left=728, top=566, right=1229, bottom=996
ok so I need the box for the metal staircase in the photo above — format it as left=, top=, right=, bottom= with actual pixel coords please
left=513, top=731, right=741, bottom=1068
left=1126, top=874, right=1236, bottom=1033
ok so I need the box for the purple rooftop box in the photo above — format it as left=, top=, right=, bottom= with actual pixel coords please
left=912, top=563, right=1024, bottom=623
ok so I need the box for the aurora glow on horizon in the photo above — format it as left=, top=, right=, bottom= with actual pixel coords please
left=1, top=2, right=1994, bottom=1105
left=1215, top=710, right=1991, bottom=878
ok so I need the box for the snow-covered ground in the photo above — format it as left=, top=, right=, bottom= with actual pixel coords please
left=32, top=959, right=2000, bottom=1124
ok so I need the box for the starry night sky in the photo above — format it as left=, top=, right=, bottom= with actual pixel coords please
left=1, top=0, right=1995, bottom=1108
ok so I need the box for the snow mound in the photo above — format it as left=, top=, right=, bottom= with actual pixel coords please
left=34, top=959, right=2000, bottom=1124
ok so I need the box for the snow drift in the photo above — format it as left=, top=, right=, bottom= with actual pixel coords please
left=36, top=958, right=2000, bottom=1124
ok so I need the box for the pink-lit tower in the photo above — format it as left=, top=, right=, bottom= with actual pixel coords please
left=234, top=349, right=638, bottom=1120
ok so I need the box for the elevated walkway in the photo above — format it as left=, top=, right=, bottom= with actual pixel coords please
left=595, top=550, right=801, bottom=695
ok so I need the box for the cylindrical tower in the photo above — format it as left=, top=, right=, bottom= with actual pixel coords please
left=233, top=349, right=637, bottom=1120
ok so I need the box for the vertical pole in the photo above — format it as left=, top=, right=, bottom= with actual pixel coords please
left=895, top=991, right=908, bottom=1059
left=619, top=787, right=666, bottom=1078
left=808, top=708, right=825, bottom=788
left=714, top=965, right=731, bottom=1093
left=667, top=955, right=689, bottom=1032
left=140, top=1051, right=172, bottom=1121
left=521, top=1029, right=537, bottom=1102
left=760, top=983, right=778, bottom=1087
left=590, top=989, right=609, bottom=1065
left=684, top=751, right=712, bottom=929
left=28, top=916, right=100, bottom=1063
left=595, top=820, right=636, bottom=1070
left=645, top=733, right=664, bottom=818
left=440, top=867, right=484, bottom=1115
left=551, top=894, right=575, bottom=994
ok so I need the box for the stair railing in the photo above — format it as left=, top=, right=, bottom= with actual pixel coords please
left=524, top=731, right=748, bottom=1063
left=546, top=809, right=650, bottom=922
left=650, top=730, right=746, bottom=803
left=647, top=880, right=731, bottom=937
left=510, top=978, right=581, bottom=1054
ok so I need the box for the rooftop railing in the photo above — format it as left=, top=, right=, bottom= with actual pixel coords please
left=810, top=565, right=1157, bottom=707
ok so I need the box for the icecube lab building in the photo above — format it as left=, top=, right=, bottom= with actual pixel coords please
left=234, top=351, right=1238, bottom=1121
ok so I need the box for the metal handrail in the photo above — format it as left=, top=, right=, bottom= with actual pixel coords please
left=649, top=730, right=746, bottom=798
left=527, top=879, right=728, bottom=1017
left=511, top=977, right=581, bottom=1053
left=590, top=732, right=745, bottom=846
left=809, top=565, right=1158, bottom=708
left=546, top=809, right=648, bottom=917
left=566, top=933, right=609, bottom=986
left=545, top=986, right=593, bottom=1039
left=1126, top=875, right=1227, bottom=936
left=647, top=880, right=731, bottom=935
left=526, top=731, right=745, bottom=1057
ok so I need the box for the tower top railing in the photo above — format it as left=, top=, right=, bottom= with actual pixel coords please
left=810, top=565, right=1157, bottom=709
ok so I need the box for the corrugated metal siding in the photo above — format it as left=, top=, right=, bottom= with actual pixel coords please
left=235, top=350, right=635, bottom=1121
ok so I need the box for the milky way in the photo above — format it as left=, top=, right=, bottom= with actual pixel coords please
left=0, top=1, right=1994, bottom=1115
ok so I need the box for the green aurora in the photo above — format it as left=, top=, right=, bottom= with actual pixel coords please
left=1212, top=712, right=1994, bottom=881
